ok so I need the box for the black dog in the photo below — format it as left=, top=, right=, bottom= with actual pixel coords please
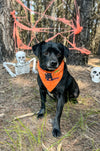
left=32, top=41, right=79, bottom=137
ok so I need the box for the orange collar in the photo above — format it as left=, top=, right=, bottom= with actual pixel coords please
left=37, top=61, right=64, bottom=92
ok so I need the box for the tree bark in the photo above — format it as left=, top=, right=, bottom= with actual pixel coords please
left=26, top=0, right=31, bottom=45
left=76, top=0, right=93, bottom=48
left=0, top=0, right=14, bottom=63
left=67, top=0, right=93, bottom=65
left=97, top=42, right=100, bottom=55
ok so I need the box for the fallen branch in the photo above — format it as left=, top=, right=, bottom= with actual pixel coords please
left=0, top=91, right=5, bottom=93
left=14, top=112, right=38, bottom=120
left=0, top=113, right=5, bottom=118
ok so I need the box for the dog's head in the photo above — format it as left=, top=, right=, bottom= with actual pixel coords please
left=32, top=41, right=69, bottom=71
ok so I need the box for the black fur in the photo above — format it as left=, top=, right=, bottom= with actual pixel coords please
left=32, top=41, right=79, bottom=137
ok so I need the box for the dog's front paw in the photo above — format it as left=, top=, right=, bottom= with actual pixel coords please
left=52, top=128, right=61, bottom=137
left=37, top=108, right=45, bottom=119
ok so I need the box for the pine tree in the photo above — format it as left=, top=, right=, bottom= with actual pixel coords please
left=0, top=0, right=14, bottom=62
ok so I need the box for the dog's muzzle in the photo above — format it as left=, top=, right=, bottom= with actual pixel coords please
left=47, top=60, right=59, bottom=70
left=50, top=60, right=57, bottom=67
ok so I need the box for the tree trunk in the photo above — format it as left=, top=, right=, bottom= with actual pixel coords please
left=26, top=0, right=31, bottom=45
left=0, top=0, right=14, bottom=63
left=97, top=42, right=100, bottom=55
left=76, top=0, right=93, bottom=48
left=67, top=0, right=93, bottom=65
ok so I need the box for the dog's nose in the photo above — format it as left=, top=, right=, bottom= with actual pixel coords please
left=50, top=61, right=57, bottom=67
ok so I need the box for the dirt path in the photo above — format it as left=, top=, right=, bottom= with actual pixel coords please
left=0, top=55, right=100, bottom=151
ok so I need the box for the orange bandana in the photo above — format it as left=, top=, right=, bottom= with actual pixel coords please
left=37, top=60, right=64, bottom=92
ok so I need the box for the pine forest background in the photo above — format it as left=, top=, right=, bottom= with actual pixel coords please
left=0, top=0, right=100, bottom=62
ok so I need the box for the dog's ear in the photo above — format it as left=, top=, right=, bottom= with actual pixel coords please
left=58, top=43, right=69, bottom=58
left=32, top=41, right=45, bottom=57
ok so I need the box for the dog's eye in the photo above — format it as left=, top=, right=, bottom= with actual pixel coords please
left=43, top=52, right=49, bottom=56
left=57, top=53, right=61, bottom=57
